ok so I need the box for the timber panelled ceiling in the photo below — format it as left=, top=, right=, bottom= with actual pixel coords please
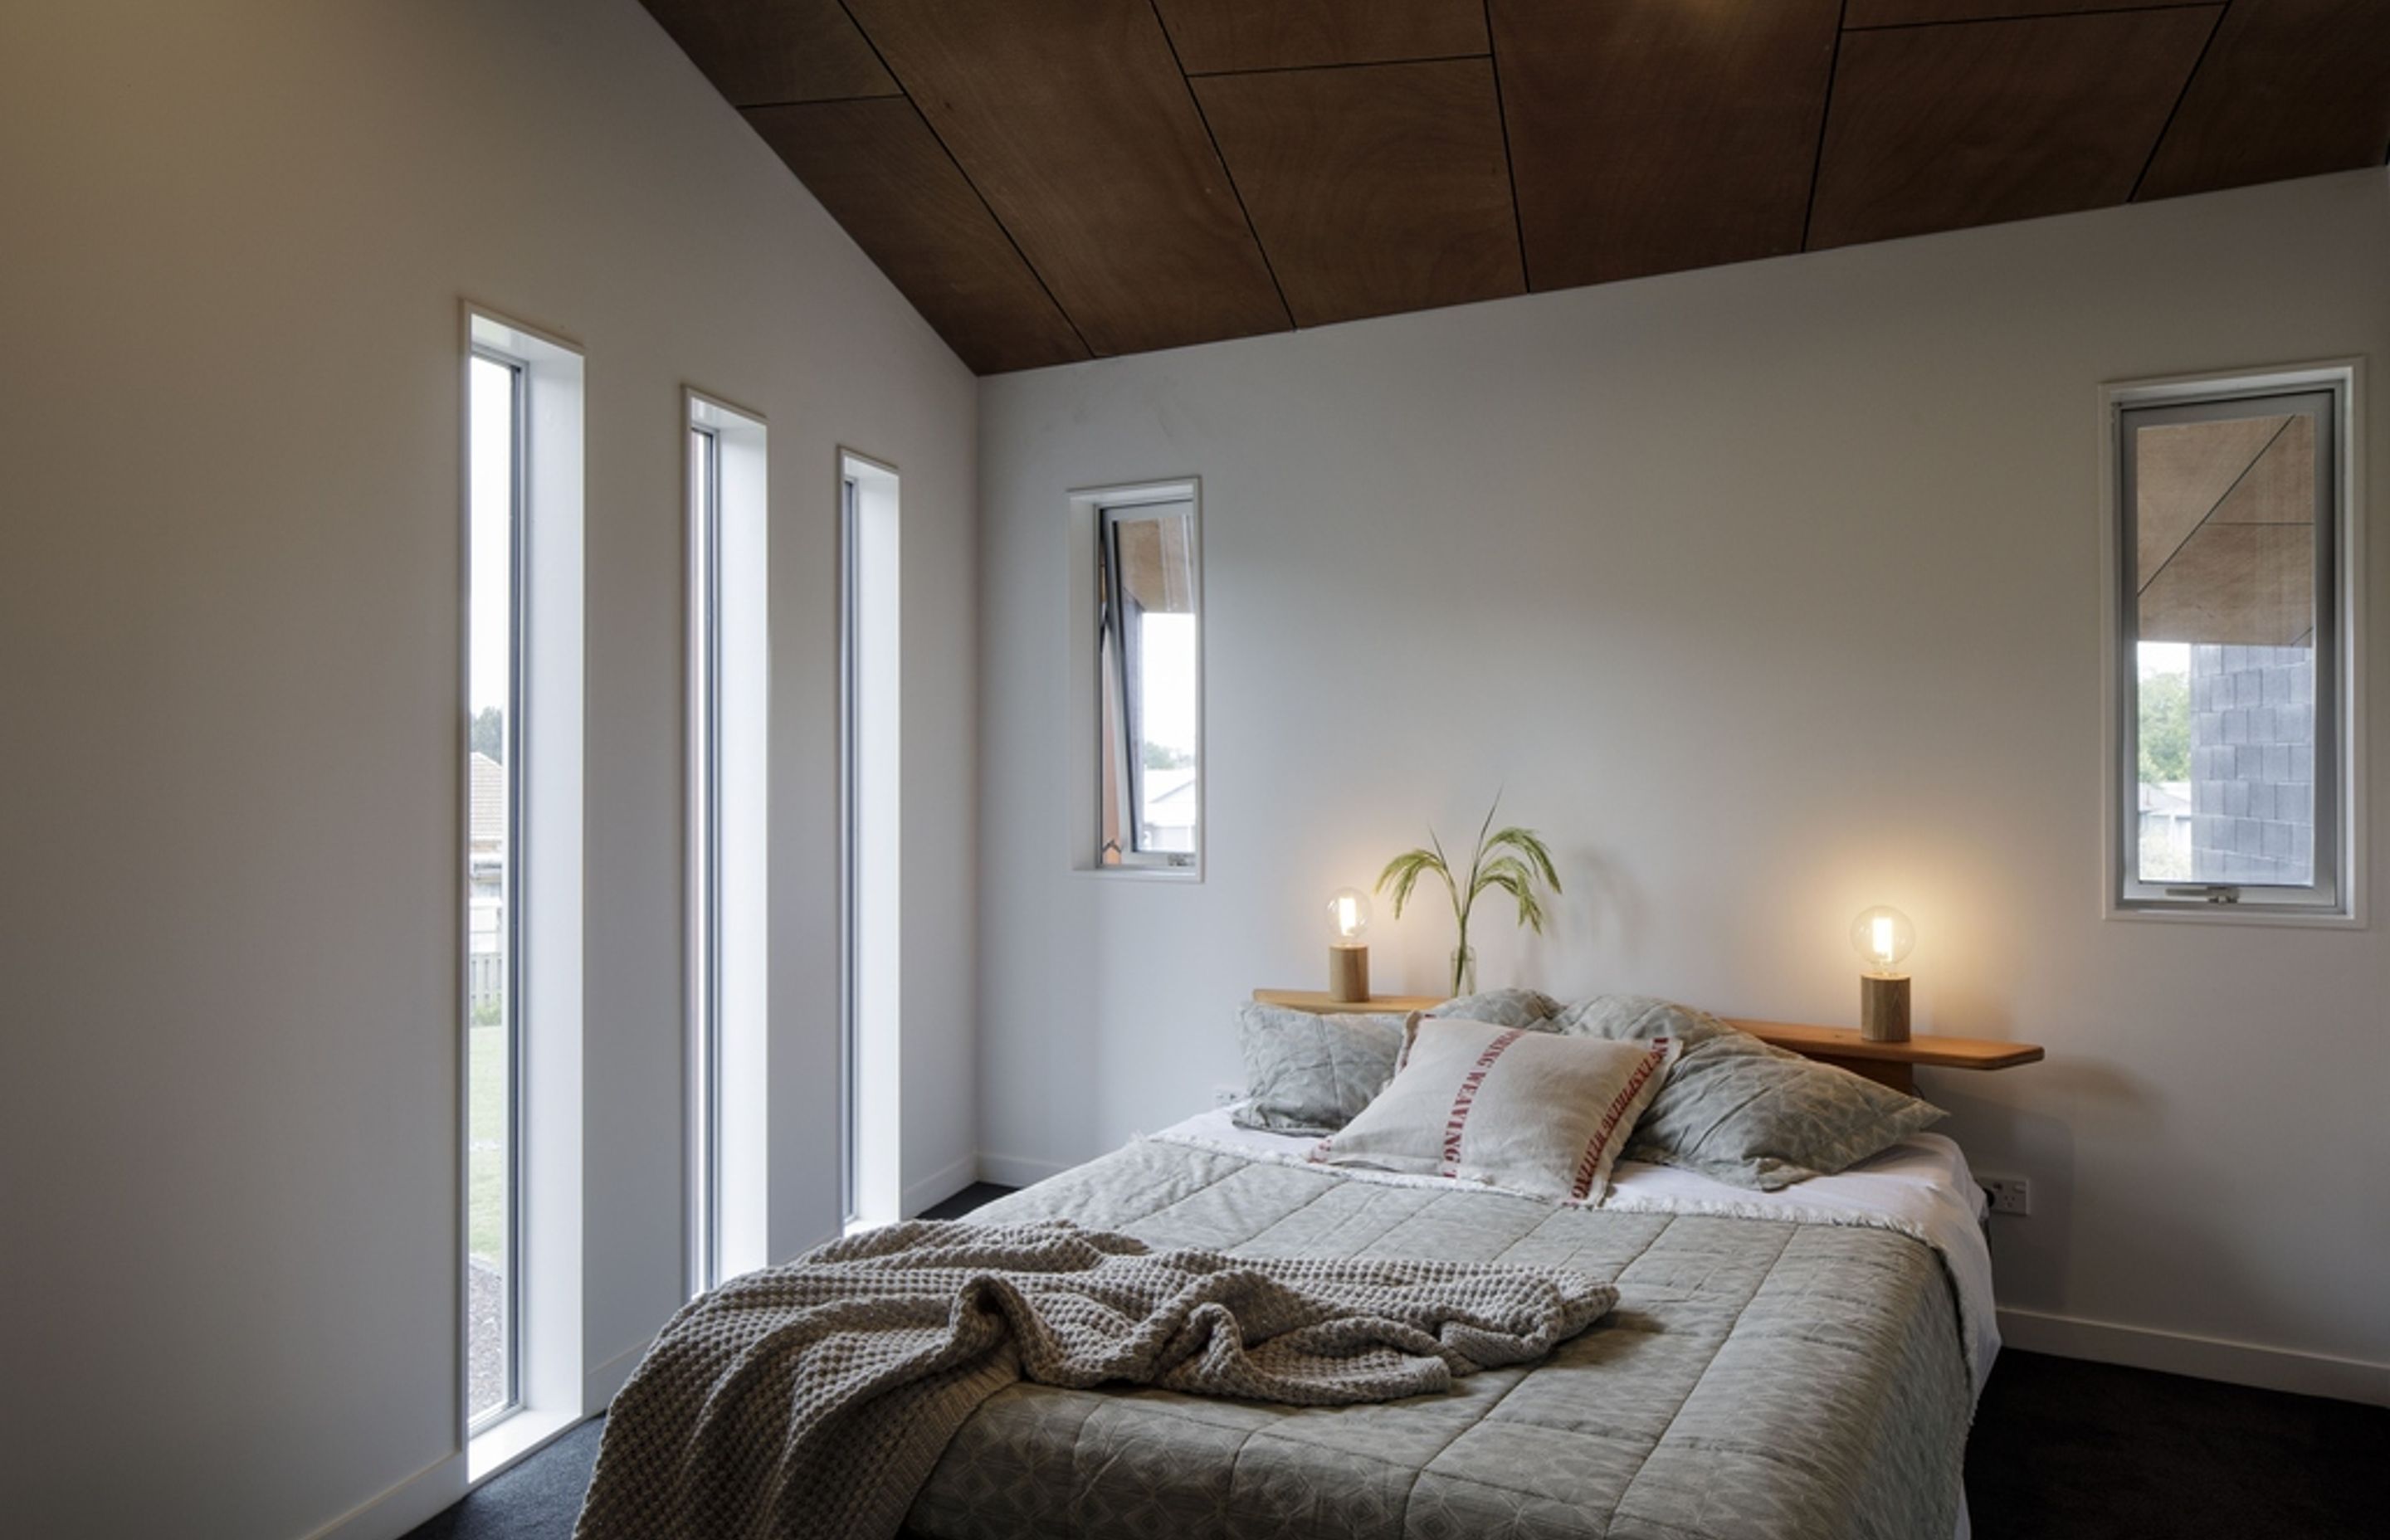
left=639, top=0, right=2390, bottom=375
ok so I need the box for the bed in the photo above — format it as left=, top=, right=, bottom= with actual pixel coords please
left=900, top=1109, right=1995, bottom=1540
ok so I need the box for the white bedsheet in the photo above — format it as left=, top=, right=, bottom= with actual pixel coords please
left=1148, top=1107, right=2001, bottom=1400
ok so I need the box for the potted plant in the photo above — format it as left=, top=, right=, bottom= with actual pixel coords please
left=1375, top=797, right=1561, bottom=997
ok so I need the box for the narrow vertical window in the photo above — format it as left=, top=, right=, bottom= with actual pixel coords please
left=1071, top=481, right=1202, bottom=877
left=465, top=348, right=523, bottom=1428
left=1098, top=499, right=1199, bottom=867
left=688, top=417, right=720, bottom=1288
left=841, top=453, right=901, bottom=1227
left=687, top=392, right=767, bottom=1292
left=462, top=309, right=583, bottom=1466
left=2113, top=368, right=2357, bottom=918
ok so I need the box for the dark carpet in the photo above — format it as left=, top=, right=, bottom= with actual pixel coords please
left=1963, top=1348, right=2388, bottom=1538
left=403, top=1182, right=2388, bottom=1540
left=401, top=1416, right=602, bottom=1540
left=918, top=1181, right=1017, bottom=1221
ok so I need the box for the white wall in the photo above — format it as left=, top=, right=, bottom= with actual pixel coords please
left=0, top=2, right=977, bottom=1536
left=978, top=171, right=2390, bottom=1395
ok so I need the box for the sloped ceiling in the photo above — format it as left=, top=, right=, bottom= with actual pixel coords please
left=641, top=0, right=2390, bottom=374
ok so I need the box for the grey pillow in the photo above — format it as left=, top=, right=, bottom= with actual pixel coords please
left=1232, top=1004, right=1409, bottom=1135
left=1550, top=994, right=1944, bottom=1191
left=1427, top=988, right=1562, bottom=1029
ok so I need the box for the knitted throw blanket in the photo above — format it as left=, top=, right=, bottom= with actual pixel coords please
left=573, top=1219, right=1618, bottom=1540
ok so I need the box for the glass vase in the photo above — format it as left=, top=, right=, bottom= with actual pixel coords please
left=1448, top=946, right=1477, bottom=997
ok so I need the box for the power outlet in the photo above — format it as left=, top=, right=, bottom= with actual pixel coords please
left=1982, top=1176, right=2032, bottom=1216
left=1212, top=1084, right=1246, bottom=1109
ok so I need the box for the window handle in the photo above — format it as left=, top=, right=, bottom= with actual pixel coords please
left=2164, top=885, right=2241, bottom=904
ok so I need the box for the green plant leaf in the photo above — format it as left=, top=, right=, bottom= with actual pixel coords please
left=1375, top=848, right=1441, bottom=919
left=1461, top=798, right=1500, bottom=916
left=1486, top=826, right=1561, bottom=894
left=1427, top=827, right=1466, bottom=926
left=1378, top=797, right=1560, bottom=943
left=1475, top=853, right=1539, bottom=896
left=1475, top=869, right=1549, bottom=933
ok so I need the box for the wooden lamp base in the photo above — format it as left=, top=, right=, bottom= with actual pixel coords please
left=1327, top=944, right=1370, bottom=1003
left=1860, top=975, right=1911, bottom=1043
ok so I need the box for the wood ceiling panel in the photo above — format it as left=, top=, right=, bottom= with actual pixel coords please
left=1192, top=61, right=1521, bottom=327
left=640, top=0, right=899, bottom=106
left=846, top=0, right=1289, bottom=357
left=744, top=100, right=1089, bottom=373
left=1846, top=0, right=2191, bottom=25
left=646, top=0, right=2388, bottom=373
left=1155, top=0, right=1487, bottom=75
left=1491, top=0, right=1840, bottom=290
left=1807, top=8, right=2218, bottom=250
left=2138, top=0, right=2390, bottom=202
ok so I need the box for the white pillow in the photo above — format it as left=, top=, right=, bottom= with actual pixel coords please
left=1312, top=1016, right=1678, bottom=1203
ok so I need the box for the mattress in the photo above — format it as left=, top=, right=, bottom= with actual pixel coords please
left=903, top=1123, right=1988, bottom=1540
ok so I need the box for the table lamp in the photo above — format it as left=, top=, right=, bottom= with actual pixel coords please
left=1327, top=887, right=1371, bottom=1003
left=1850, top=905, right=1914, bottom=1043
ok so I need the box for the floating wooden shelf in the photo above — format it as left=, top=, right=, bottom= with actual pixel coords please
left=1724, top=1020, right=2042, bottom=1092
left=1723, top=1020, right=2044, bottom=1070
left=1251, top=989, right=1442, bottom=1015
left=1251, top=991, right=2045, bottom=1094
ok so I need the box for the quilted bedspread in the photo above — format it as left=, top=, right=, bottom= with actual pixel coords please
left=905, top=1138, right=1972, bottom=1540
left=576, top=1220, right=1617, bottom=1540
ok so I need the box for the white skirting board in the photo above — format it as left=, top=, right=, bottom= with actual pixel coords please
left=304, top=1346, right=633, bottom=1540
left=977, top=1152, right=1070, bottom=1190
left=1997, top=1307, right=2390, bottom=1406
left=348, top=1411, right=603, bottom=1539
left=298, top=1451, right=465, bottom=1540
left=905, top=1154, right=983, bottom=1216
left=585, top=1339, right=649, bottom=1410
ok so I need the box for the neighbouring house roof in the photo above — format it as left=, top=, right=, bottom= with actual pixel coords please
left=471, top=753, right=505, bottom=848
left=1143, top=767, right=1197, bottom=824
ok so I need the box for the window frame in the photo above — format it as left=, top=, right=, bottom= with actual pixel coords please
left=1099, top=499, right=1198, bottom=869
left=839, top=449, right=903, bottom=1230
left=2102, top=361, right=2366, bottom=927
left=839, top=465, right=859, bottom=1227
left=465, top=340, right=529, bottom=1434
left=684, top=389, right=768, bottom=1294
left=461, top=304, right=587, bottom=1477
left=685, top=416, right=723, bottom=1294
left=1072, top=480, right=1203, bottom=880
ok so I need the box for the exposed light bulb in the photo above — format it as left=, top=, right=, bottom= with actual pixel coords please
left=1327, top=887, right=1371, bottom=944
left=1849, top=905, right=1915, bottom=977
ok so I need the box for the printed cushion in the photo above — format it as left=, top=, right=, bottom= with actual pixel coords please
left=1552, top=994, right=1944, bottom=1190
left=1232, top=1004, right=1410, bottom=1135
left=1313, top=1016, right=1677, bottom=1203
